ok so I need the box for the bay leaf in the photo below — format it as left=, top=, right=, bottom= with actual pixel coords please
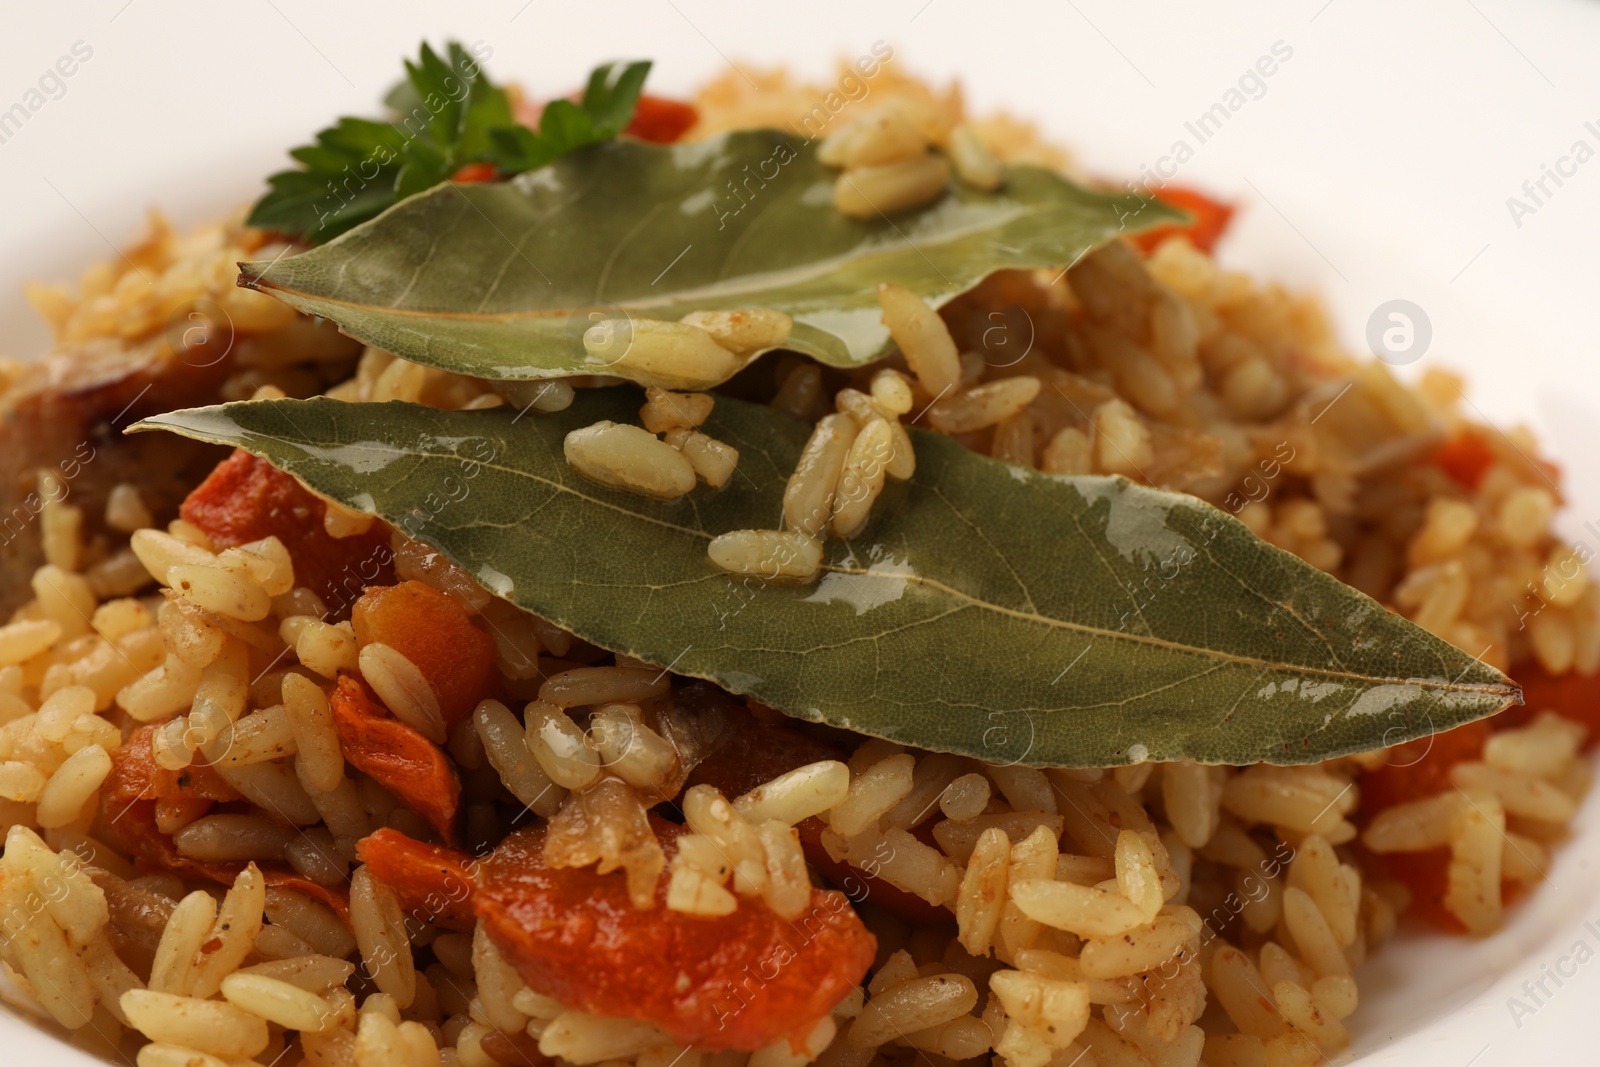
left=134, top=392, right=1518, bottom=767
left=237, top=130, right=1180, bottom=387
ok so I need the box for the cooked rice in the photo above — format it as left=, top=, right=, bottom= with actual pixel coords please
left=0, top=58, right=1592, bottom=1067
left=358, top=642, right=446, bottom=743
left=582, top=318, right=742, bottom=391
left=679, top=309, right=794, bottom=355
left=834, top=154, right=951, bottom=218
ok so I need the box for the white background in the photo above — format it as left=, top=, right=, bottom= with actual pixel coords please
left=2, top=1, right=1599, bottom=1063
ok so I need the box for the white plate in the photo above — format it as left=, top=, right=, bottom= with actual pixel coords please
left=2, top=2, right=1598, bottom=1063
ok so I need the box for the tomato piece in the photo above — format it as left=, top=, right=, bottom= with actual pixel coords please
left=351, top=582, right=495, bottom=733
left=451, top=162, right=498, bottom=183
left=330, top=675, right=461, bottom=843
left=180, top=450, right=395, bottom=613
left=1429, top=430, right=1498, bottom=493
left=1129, top=186, right=1235, bottom=255
left=356, top=828, right=477, bottom=931
left=1505, top=663, right=1600, bottom=745
left=1359, top=720, right=1491, bottom=817
left=624, top=95, right=698, bottom=144
left=475, top=822, right=875, bottom=1051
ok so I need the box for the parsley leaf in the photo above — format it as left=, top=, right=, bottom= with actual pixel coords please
left=581, top=60, right=653, bottom=137
left=489, top=60, right=652, bottom=173
left=247, top=45, right=649, bottom=244
left=245, top=117, right=410, bottom=241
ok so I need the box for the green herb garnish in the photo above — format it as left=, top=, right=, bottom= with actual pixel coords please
left=245, top=42, right=651, bottom=243
left=489, top=60, right=652, bottom=172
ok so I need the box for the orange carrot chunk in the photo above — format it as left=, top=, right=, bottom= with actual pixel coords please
left=1430, top=430, right=1498, bottom=493
left=97, top=728, right=349, bottom=919
left=351, top=582, right=495, bottom=733
left=356, top=828, right=477, bottom=931
left=1357, top=719, right=1519, bottom=933
left=475, top=821, right=875, bottom=1051
left=1358, top=720, right=1492, bottom=815
left=1129, top=186, right=1235, bottom=255
left=1507, top=664, right=1600, bottom=745
left=330, top=674, right=462, bottom=844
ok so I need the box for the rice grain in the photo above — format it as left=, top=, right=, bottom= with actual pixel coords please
left=582, top=319, right=741, bottom=391
left=360, top=643, right=446, bottom=744
left=878, top=283, right=960, bottom=397
left=835, top=155, right=950, bottom=218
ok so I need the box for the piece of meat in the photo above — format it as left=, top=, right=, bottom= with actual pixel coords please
left=474, top=821, right=875, bottom=1051
left=683, top=701, right=842, bottom=801
left=330, top=674, right=461, bottom=844
left=181, top=450, right=394, bottom=613
left=351, top=582, right=495, bottom=733
left=0, top=335, right=233, bottom=614
left=0, top=313, right=362, bottom=617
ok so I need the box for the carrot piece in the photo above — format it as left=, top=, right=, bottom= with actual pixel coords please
left=1355, top=718, right=1545, bottom=934
left=1129, top=186, right=1235, bottom=255
left=474, top=821, right=875, bottom=1051
left=97, top=729, right=350, bottom=920
left=1371, top=848, right=1461, bottom=932
left=451, top=162, right=498, bottom=183
left=685, top=711, right=842, bottom=801
left=1505, top=664, right=1600, bottom=745
left=1429, top=430, right=1498, bottom=493
left=624, top=95, right=698, bottom=144
left=351, top=582, right=495, bottom=733
left=102, top=726, right=242, bottom=809
left=180, top=450, right=395, bottom=613
left=330, top=674, right=461, bottom=844
left=262, top=873, right=351, bottom=922
left=153, top=794, right=213, bottom=830
left=355, top=828, right=478, bottom=932
left=1358, top=720, right=1491, bottom=816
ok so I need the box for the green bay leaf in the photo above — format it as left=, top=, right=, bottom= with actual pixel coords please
left=133, top=392, right=1518, bottom=767
left=237, top=130, right=1181, bottom=386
